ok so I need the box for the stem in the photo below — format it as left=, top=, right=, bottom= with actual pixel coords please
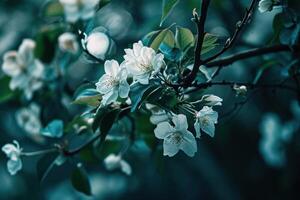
left=21, top=148, right=57, bottom=157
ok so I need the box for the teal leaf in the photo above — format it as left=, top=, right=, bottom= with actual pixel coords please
left=36, top=153, right=60, bottom=183
left=160, top=0, right=180, bottom=26
left=71, top=164, right=92, bottom=196
left=129, top=82, right=159, bottom=112
left=0, top=76, right=14, bottom=103
left=41, top=119, right=64, bottom=138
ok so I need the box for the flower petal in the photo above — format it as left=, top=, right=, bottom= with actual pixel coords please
left=154, top=122, right=175, bottom=139
left=172, top=114, right=188, bottom=131
left=194, top=120, right=201, bottom=138
left=120, top=160, right=132, bottom=175
left=163, top=139, right=179, bottom=157
left=180, top=130, right=197, bottom=157
left=104, top=60, right=119, bottom=77
left=7, top=159, right=22, bottom=175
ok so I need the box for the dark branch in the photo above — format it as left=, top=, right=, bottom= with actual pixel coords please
left=206, top=44, right=300, bottom=67
left=203, top=0, right=257, bottom=64
left=185, top=80, right=298, bottom=94
left=182, top=0, right=210, bottom=85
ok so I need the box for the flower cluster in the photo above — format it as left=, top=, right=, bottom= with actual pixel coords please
left=95, top=41, right=165, bottom=106
left=1, top=39, right=45, bottom=99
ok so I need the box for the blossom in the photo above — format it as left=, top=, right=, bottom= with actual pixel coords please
left=154, top=114, right=197, bottom=157
left=123, top=41, right=165, bottom=84
left=259, top=113, right=295, bottom=167
left=59, top=0, right=100, bottom=23
left=84, top=32, right=110, bottom=60
left=258, top=0, right=279, bottom=13
left=233, top=84, right=247, bottom=97
left=194, top=106, right=218, bottom=138
left=95, top=60, right=130, bottom=105
left=145, top=103, right=170, bottom=125
left=58, top=32, right=79, bottom=54
left=104, top=154, right=132, bottom=175
left=1, top=39, right=44, bottom=99
left=2, top=141, right=23, bottom=175
left=199, top=94, right=223, bottom=106
left=16, top=103, right=42, bottom=135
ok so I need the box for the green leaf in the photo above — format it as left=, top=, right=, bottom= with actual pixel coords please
left=41, top=119, right=64, bottom=138
left=175, top=26, right=195, bottom=51
left=36, top=153, right=60, bottom=183
left=35, top=24, right=64, bottom=63
left=73, top=88, right=101, bottom=107
left=201, top=33, right=218, bottom=55
left=71, top=164, right=91, bottom=196
left=0, top=76, right=14, bottom=103
left=150, top=29, right=170, bottom=51
left=129, top=82, right=158, bottom=112
left=160, top=0, right=180, bottom=26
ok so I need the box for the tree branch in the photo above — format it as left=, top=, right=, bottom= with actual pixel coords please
left=185, top=80, right=298, bottom=94
left=182, top=0, right=210, bottom=85
left=206, top=44, right=300, bottom=67
left=203, top=0, right=257, bottom=64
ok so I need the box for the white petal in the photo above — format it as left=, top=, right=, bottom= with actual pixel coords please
left=101, top=89, right=118, bottom=105
left=96, top=74, right=115, bottom=94
left=118, top=80, right=130, bottom=98
left=194, top=120, right=201, bottom=138
left=150, top=113, right=169, bottom=125
left=104, top=60, right=119, bottom=77
left=86, top=32, right=110, bottom=59
left=120, top=160, right=132, bottom=175
left=180, top=131, right=197, bottom=157
left=154, top=122, right=175, bottom=139
left=2, top=51, right=22, bottom=77
left=7, top=159, right=22, bottom=175
left=172, top=114, right=188, bottom=131
left=17, top=39, right=35, bottom=65
left=201, top=120, right=215, bottom=137
left=163, top=139, right=179, bottom=157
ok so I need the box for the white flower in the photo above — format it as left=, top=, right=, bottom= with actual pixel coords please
left=95, top=60, right=130, bottom=105
left=1, top=39, right=44, bottom=99
left=233, top=84, right=247, bottom=97
left=59, top=0, right=100, bottom=23
left=84, top=32, right=110, bottom=60
left=2, top=141, right=23, bottom=175
left=16, top=103, right=42, bottom=135
left=259, top=113, right=295, bottom=167
left=194, top=106, right=218, bottom=138
left=104, top=154, right=132, bottom=175
left=199, top=94, right=223, bottom=106
left=154, top=114, right=197, bottom=157
left=123, top=41, right=165, bottom=85
left=145, top=103, right=170, bottom=125
left=258, top=0, right=278, bottom=13
left=58, top=32, right=79, bottom=54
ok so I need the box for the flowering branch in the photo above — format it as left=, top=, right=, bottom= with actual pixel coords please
left=206, top=44, right=300, bottom=68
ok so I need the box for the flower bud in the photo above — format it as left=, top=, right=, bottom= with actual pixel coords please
left=58, top=32, right=79, bottom=54
left=86, top=32, right=110, bottom=60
